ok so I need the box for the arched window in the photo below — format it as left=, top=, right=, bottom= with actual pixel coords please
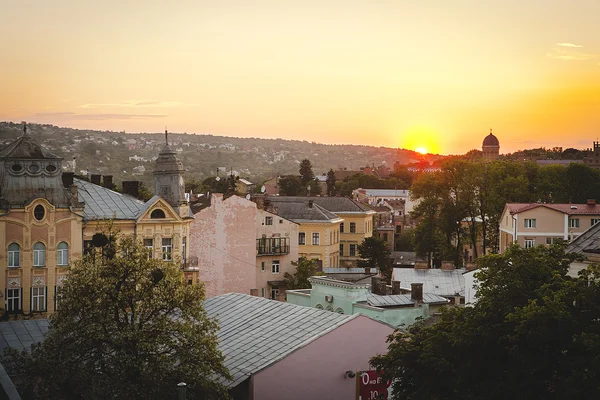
left=336, top=308, right=344, bottom=314
left=33, top=242, right=46, bottom=267
left=315, top=304, right=324, bottom=309
left=57, top=242, right=69, bottom=266
left=150, top=209, right=166, bottom=219
left=8, top=243, right=20, bottom=268
left=34, top=205, right=45, bottom=221
left=326, top=306, right=334, bottom=312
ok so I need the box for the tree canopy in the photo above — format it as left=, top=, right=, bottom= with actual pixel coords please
left=283, top=257, right=323, bottom=290
left=326, top=169, right=337, bottom=196
left=371, top=244, right=600, bottom=399
left=3, top=234, right=230, bottom=400
left=299, top=158, right=315, bottom=186
left=357, top=236, right=392, bottom=281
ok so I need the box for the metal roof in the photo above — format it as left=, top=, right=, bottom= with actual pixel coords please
left=356, top=189, right=410, bottom=197
left=392, top=268, right=466, bottom=297
left=366, top=293, right=449, bottom=307
left=75, top=178, right=147, bottom=220
left=266, top=198, right=341, bottom=222
left=0, top=320, right=49, bottom=352
left=268, top=196, right=373, bottom=213
left=204, top=293, right=356, bottom=387
left=506, top=203, right=600, bottom=216
left=566, top=221, right=600, bottom=254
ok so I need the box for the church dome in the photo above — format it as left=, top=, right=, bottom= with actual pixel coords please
left=482, top=131, right=499, bottom=147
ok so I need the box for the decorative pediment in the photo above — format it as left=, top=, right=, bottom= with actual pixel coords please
left=137, top=197, right=181, bottom=223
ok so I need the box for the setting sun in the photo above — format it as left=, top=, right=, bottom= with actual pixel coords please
left=416, top=147, right=427, bottom=155
left=399, top=125, right=441, bottom=155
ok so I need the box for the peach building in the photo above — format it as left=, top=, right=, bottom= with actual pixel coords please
left=499, top=201, right=600, bottom=252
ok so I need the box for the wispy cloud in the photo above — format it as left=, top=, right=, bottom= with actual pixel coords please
left=32, top=112, right=167, bottom=120
left=79, top=100, right=186, bottom=109
left=556, top=42, right=583, bottom=48
left=547, top=47, right=597, bottom=61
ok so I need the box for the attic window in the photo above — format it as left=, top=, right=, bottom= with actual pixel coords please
left=28, top=164, right=40, bottom=173
left=34, top=205, right=45, bottom=221
left=150, top=209, right=166, bottom=219
left=45, top=165, right=57, bottom=173
left=10, top=164, right=22, bottom=172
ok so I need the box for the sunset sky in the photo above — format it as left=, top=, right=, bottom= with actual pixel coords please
left=1, top=1, right=599, bottom=155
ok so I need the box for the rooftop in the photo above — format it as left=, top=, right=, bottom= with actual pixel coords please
left=366, top=293, right=449, bottom=307
left=266, top=197, right=342, bottom=222
left=566, top=222, right=600, bottom=254
left=75, top=178, right=147, bottom=220
left=392, top=268, right=466, bottom=297
left=267, top=196, right=373, bottom=213
left=355, top=189, right=410, bottom=197
left=0, top=320, right=49, bottom=352
left=506, top=203, right=600, bottom=216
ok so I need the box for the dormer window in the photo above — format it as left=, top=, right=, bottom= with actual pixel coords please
left=150, top=209, right=166, bottom=219
left=10, top=164, right=23, bottom=173
left=34, top=205, right=45, bottom=221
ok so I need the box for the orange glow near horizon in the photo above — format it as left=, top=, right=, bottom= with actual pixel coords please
left=416, top=147, right=428, bottom=155
left=399, top=126, right=442, bottom=155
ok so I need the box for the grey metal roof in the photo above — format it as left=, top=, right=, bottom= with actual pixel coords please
left=358, top=189, right=410, bottom=197
left=392, top=268, right=466, bottom=297
left=566, top=222, right=600, bottom=254
left=204, top=293, right=356, bottom=387
left=267, top=196, right=373, bottom=213
left=75, top=178, right=147, bottom=220
left=266, top=198, right=341, bottom=222
left=366, top=293, right=449, bottom=307
left=0, top=320, right=49, bottom=352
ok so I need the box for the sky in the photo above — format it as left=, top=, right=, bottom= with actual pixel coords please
left=1, top=1, right=599, bottom=155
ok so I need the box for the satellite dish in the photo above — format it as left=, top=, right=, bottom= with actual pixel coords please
left=261, top=185, right=266, bottom=193
left=216, top=177, right=220, bottom=182
left=246, top=194, right=251, bottom=200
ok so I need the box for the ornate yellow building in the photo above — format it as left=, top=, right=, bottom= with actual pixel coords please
left=0, top=125, right=194, bottom=315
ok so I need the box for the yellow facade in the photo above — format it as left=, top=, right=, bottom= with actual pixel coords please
left=297, top=220, right=341, bottom=269
left=338, top=212, right=375, bottom=267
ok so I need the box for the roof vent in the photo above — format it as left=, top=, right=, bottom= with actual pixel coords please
left=570, top=206, right=577, bottom=209
left=587, top=199, right=597, bottom=205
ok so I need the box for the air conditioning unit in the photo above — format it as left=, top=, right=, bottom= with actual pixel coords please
left=325, top=295, right=334, bottom=303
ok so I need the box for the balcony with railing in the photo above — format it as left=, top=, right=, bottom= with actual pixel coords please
left=257, top=237, right=290, bottom=256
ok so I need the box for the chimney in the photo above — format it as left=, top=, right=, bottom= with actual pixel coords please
left=392, top=281, right=401, bottom=295
left=587, top=199, right=596, bottom=206
left=253, top=194, right=265, bottom=210
left=90, top=174, right=101, bottom=185
left=122, top=181, right=140, bottom=199
left=249, top=289, right=259, bottom=296
left=411, top=283, right=423, bottom=303
left=102, top=175, right=114, bottom=190
left=371, top=277, right=381, bottom=295
left=62, top=172, right=74, bottom=188
left=308, top=200, right=313, bottom=208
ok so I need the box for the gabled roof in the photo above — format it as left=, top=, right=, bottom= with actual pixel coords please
left=0, top=134, right=62, bottom=160
left=0, top=320, right=49, bottom=352
left=366, top=293, right=449, bottom=307
left=505, top=203, right=600, bottom=216
left=204, top=293, right=356, bottom=387
left=266, top=198, right=342, bottom=222
left=75, top=178, right=147, bottom=220
left=267, top=196, right=373, bottom=214
left=392, top=268, right=466, bottom=297
left=565, top=222, right=600, bottom=254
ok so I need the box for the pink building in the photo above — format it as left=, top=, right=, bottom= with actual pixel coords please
left=189, top=194, right=257, bottom=298
left=205, top=293, right=394, bottom=400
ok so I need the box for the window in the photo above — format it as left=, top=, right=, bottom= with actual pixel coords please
left=569, top=218, right=580, bottom=228
left=383, top=233, right=388, bottom=241
left=162, top=238, right=172, bottom=261
left=312, top=233, right=320, bottom=245
left=33, top=242, right=46, bottom=267
left=8, top=243, right=20, bottom=268
left=34, top=205, right=45, bottom=221
left=182, top=237, right=187, bottom=265
left=143, top=238, right=154, bottom=259
left=546, top=237, right=560, bottom=245
left=150, top=209, right=166, bottom=219
left=298, top=232, right=306, bottom=245
left=524, top=239, right=535, bottom=248
left=350, top=222, right=356, bottom=233
left=261, top=288, right=265, bottom=297
left=261, top=261, right=265, bottom=271
left=57, top=242, right=69, bottom=266
left=6, top=288, right=21, bottom=312
left=270, top=289, right=279, bottom=300
left=350, top=244, right=357, bottom=257
left=592, top=219, right=600, bottom=226
left=395, top=225, right=402, bottom=234
left=339, top=243, right=344, bottom=256
left=83, top=240, right=94, bottom=256
left=272, top=260, right=280, bottom=274
left=31, top=287, right=46, bottom=312
left=265, top=216, right=273, bottom=225
left=279, top=219, right=283, bottom=224
left=340, top=223, right=344, bottom=233
left=524, top=219, right=536, bottom=228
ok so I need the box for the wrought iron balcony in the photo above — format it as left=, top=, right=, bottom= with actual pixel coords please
left=257, top=237, right=290, bottom=256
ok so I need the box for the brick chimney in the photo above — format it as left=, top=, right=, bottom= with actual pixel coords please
left=122, top=181, right=140, bottom=199
left=411, top=283, right=423, bottom=303
left=587, top=199, right=596, bottom=205
left=102, top=175, right=114, bottom=190
left=62, top=172, right=74, bottom=187
left=371, top=277, right=382, bottom=295
left=90, top=174, right=101, bottom=185
left=392, top=280, right=401, bottom=295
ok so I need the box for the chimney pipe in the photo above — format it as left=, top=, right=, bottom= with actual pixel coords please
left=308, top=200, right=313, bottom=208
left=587, top=199, right=596, bottom=206
left=90, top=174, right=101, bottom=185
left=371, top=277, right=381, bottom=295
left=411, top=283, right=423, bottom=303
left=103, top=175, right=114, bottom=190
left=62, top=172, right=74, bottom=188
left=392, top=281, right=401, bottom=295
left=122, top=181, right=140, bottom=199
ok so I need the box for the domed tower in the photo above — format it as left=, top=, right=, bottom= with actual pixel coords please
left=482, top=129, right=500, bottom=160
left=153, top=130, right=187, bottom=214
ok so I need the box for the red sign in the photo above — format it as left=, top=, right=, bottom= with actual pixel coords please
left=356, top=370, right=392, bottom=400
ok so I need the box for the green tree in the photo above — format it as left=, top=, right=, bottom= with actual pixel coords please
left=278, top=175, right=302, bottom=196
left=326, top=169, right=337, bottom=196
left=283, top=257, right=322, bottom=290
left=299, top=158, right=315, bottom=186
left=4, top=234, right=230, bottom=399
left=357, top=236, right=392, bottom=281
left=371, top=244, right=600, bottom=400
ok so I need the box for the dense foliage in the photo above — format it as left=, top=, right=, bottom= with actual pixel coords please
left=357, top=236, right=392, bottom=280
left=371, top=244, right=600, bottom=399
left=283, top=257, right=323, bottom=290
left=3, top=235, right=230, bottom=400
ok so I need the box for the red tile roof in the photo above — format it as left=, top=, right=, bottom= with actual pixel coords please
left=506, top=203, right=600, bottom=215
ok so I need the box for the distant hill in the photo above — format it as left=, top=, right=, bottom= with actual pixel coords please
left=0, top=121, right=444, bottom=188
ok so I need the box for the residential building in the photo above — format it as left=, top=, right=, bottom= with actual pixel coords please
left=256, top=209, right=299, bottom=300
left=0, top=125, right=194, bottom=315
left=352, top=188, right=418, bottom=215
left=188, top=194, right=257, bottom=298
left=482, top=129, right=500, bottom=160
left=204, top=293, right=394, bottom=400
left=235, top=178, right=255, bottom=195
left=584, top=141, right=600, bottom=169
left=265, top=197, right=342, bottom=269
left=392, top=268, right=466, bottom=304
left=499, top=202, right=600, bottom=252
left=286, top=276, right=448, bottom=327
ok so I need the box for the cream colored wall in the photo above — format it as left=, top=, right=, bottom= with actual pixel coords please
left=256, top=210, right=299, bottom=298
left=296, top=221, right=340, bottom=269
left=338, top=212, right=374, bottom=267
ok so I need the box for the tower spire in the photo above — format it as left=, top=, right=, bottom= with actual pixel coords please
left=165, top=128, right=168, bottom=146
left=490, top=128, right=492, bottom=135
